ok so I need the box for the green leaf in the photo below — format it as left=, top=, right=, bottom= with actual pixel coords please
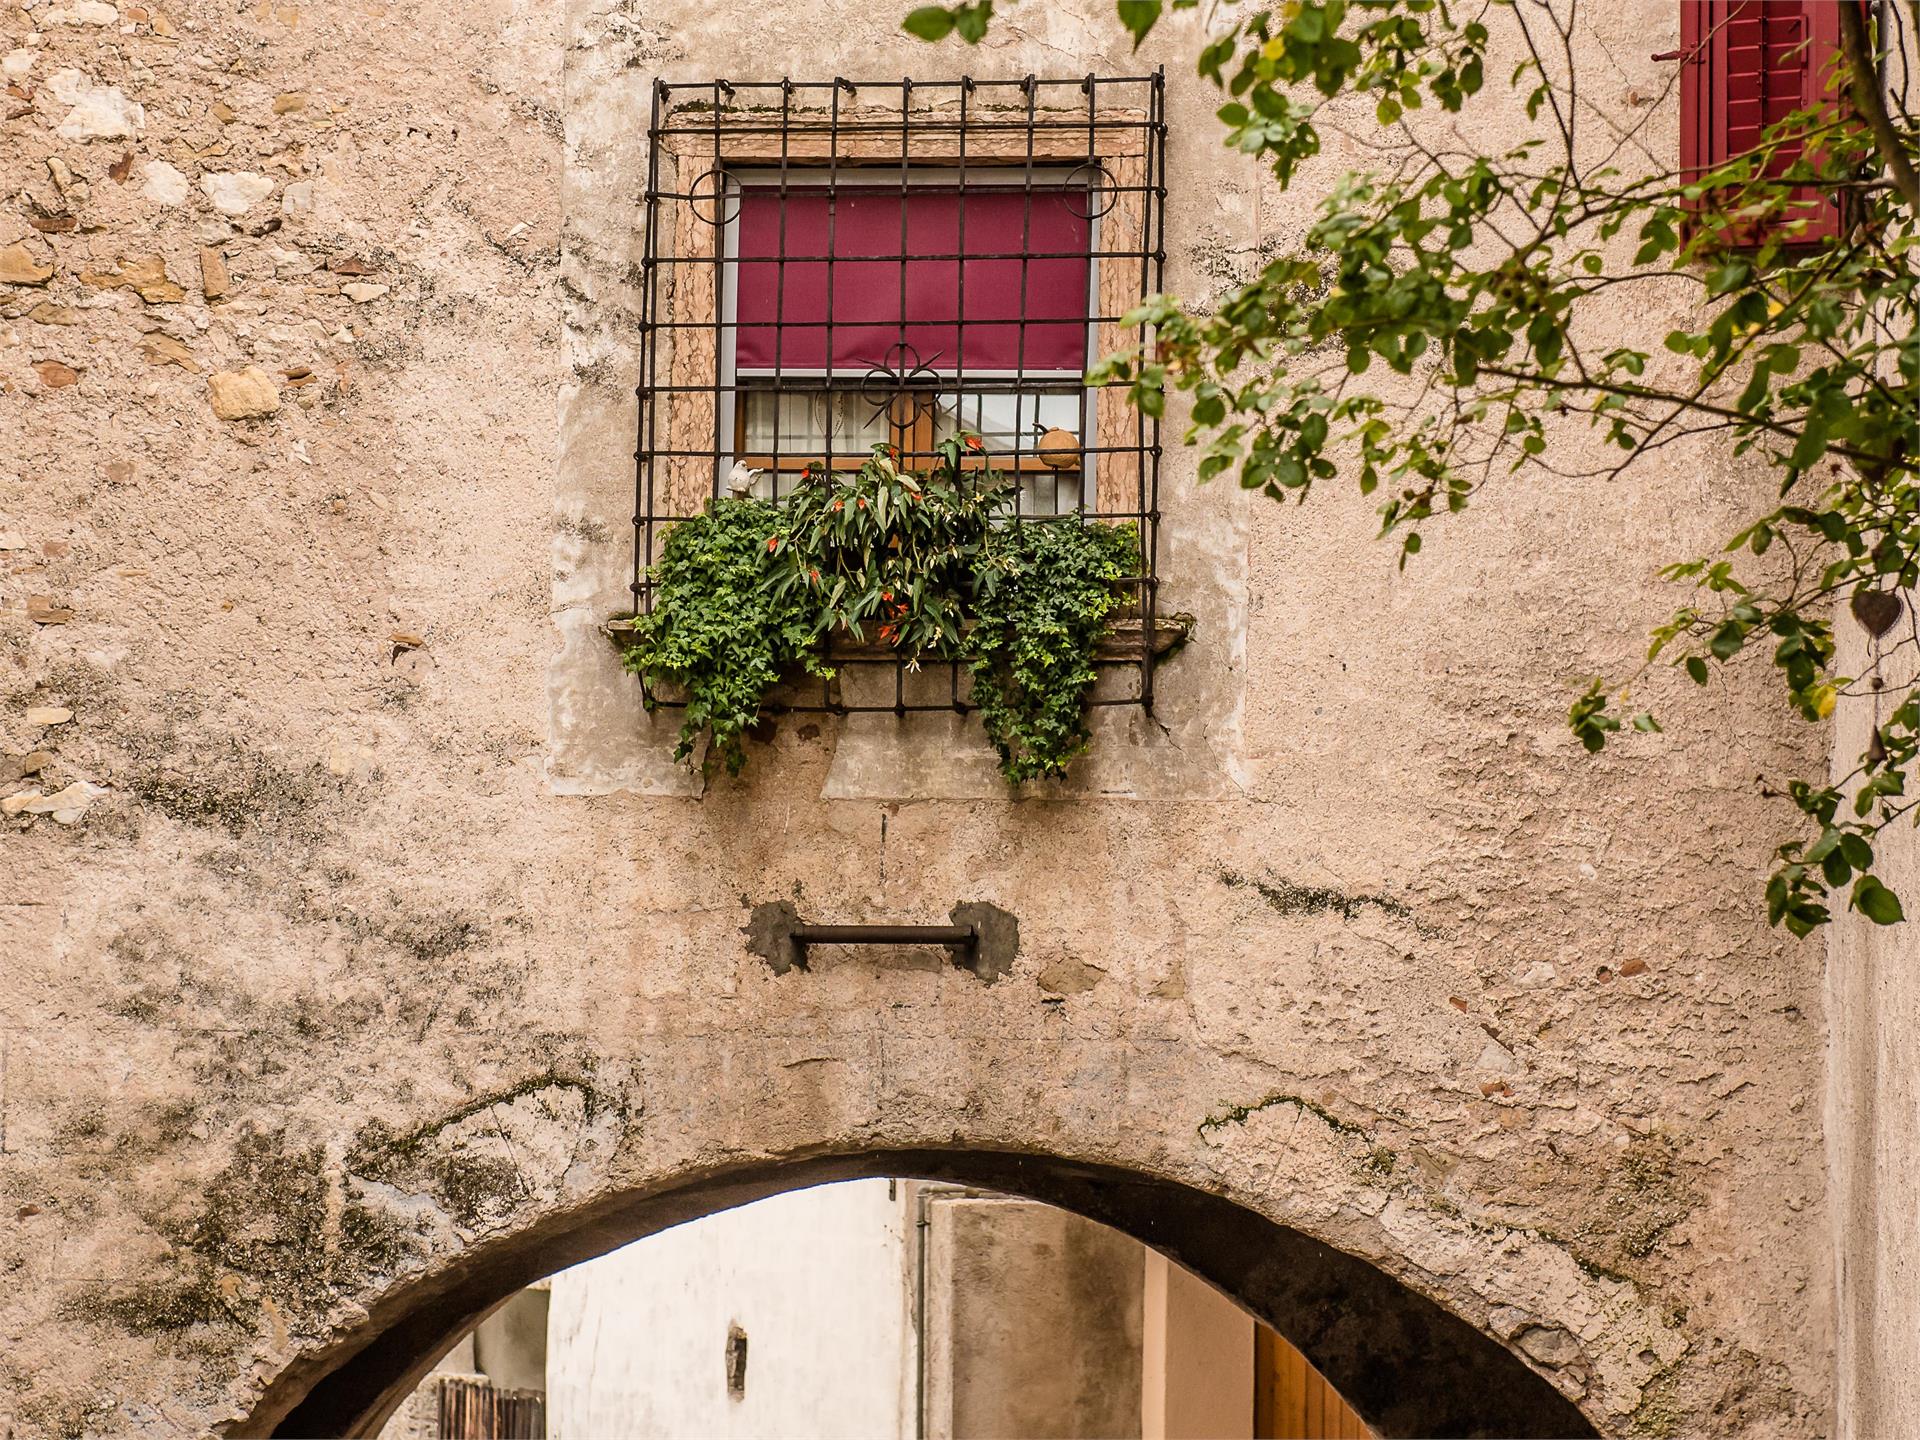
left=904, top=1, right=994, bottom=41
left=1854, top=876, right=1905, bottom=926
left=968, top=517, right=1141, bottom=782
left=902, top=6, right=957, bottom=40
left=1705, top=258, right=1751, bottom=296
left=1117, top=0, right=1161, bottom=47
left=1570, top=680, right=1622, bottom=752
left=1788, top=417, right=1829, bottom=471
left=952, top=3, right=994, bottom=41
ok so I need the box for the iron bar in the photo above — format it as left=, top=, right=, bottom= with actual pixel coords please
left=790, top=923, right=977, bottom=949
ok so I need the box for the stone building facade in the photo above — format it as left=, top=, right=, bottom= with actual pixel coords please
left=0, top=0, right=1886, bottom=1435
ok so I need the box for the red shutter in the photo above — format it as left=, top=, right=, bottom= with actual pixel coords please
left=1678, top=0, right=1846, bottom=244
left=1680, top=1, right=1712, bottom=185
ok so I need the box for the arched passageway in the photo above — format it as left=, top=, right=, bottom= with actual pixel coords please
left=242, top=1149, right=1596, bottom=1440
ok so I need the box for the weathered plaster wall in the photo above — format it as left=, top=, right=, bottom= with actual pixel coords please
left=1141, top=1246, right=1250, bottom=1440
left=921, top=1189, right=1142, bottom=1440
left=0, top=0, right=1833, bottom=1436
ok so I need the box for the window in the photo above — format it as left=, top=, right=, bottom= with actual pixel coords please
left=633, top=74, right=1171, bottom=715
left=726, top=176, right=1097, bottom=515
left=1679, top=0, right=1848, bottom=243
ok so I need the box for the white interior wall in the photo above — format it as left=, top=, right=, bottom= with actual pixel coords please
left=544, top=1179, right=915, bottom=1440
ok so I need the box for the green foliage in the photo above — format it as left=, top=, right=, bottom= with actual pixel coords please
left=902, top=1, right=995, bottom=43
left=912, top=0, right=1920, bottom=929
left=769, top=438, right=1001, bottom=661
left=903, top=0, right=1196, bottom=51
left=620, top=497, right=826, bottom=776
left=620, top=443, right=1141, bottom=784
left=1569, top=680, right=1621, bottom=755
left=970, top=519, right=1140, bottom=782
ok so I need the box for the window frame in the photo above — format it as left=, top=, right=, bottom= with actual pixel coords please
left=714, top=164, right=1105, bottom=503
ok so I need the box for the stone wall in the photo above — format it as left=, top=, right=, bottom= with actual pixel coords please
left=0, top=0, right=1833, bottom=1436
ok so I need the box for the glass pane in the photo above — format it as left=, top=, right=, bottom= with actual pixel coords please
left=931, top=392, right=1080, bottom=453
left=832, top=394, right=892, bottom=453
left=931, top=391, right=1083, bottom=516
left=736, top=386, right=1084, bottom=515
left=739, top=390, right=891, bottom=459
left=1018, top=471, right=1082, bottom=517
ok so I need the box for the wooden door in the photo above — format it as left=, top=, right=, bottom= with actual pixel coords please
left=1253, top=1325, right=1371, bottom=1440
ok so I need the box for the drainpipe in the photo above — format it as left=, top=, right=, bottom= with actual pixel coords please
left=1877, top=0, right=1889, bottom=96
left=914, top=1184, right=931, bottom=1440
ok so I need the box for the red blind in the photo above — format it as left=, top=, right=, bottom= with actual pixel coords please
left=733, top=185, right=1092, bottom=373
left=1679, top=0, right=1844, bottom=241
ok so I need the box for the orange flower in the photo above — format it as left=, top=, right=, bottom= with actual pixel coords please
left=766, top=536, right=779, bottom=552
left=881, top=591, right=893, bottom=601
left=857, top=497, right=867, bottom=508
left=963, top=434, right=983, bottom=452
left=833, top=499, right=844, bottom=511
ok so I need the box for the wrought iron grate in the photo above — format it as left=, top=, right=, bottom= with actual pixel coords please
left=632, top=71, right=1168, bottom=715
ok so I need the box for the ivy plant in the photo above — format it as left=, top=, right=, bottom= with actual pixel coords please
left=971, top=519, right=1141, bottom=782
left=620, top=497, right=827, bottom=776
left=619, top=440, right=1144, bottom=784
left=908, top=0, right=1920, bottom=932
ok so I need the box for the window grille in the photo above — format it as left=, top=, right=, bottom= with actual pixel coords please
left=632, top=71, right=1170, bottom=717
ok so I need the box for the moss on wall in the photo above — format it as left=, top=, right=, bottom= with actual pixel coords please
left=68, top=1125, right=426, bottom=1345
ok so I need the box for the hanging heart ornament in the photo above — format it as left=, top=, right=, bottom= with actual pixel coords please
left=1851, top=589, right=1904, bottom=638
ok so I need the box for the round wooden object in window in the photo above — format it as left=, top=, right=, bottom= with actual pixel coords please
left=1037, top=427, right=1081, bottom=470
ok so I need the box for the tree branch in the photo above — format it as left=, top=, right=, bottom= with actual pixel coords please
left=1473, top=366, right=1887, bottom=465
left=1840, top=0, right=1920, bottom=214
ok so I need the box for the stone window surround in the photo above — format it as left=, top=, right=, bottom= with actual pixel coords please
left=550, top=71, right=1247, bottom=801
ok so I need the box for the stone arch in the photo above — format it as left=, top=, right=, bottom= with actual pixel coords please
left=239, top=1146, right=1596, bottom=1440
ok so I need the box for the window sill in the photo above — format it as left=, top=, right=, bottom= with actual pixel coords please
left=601, top=612, right=1192, bottom=664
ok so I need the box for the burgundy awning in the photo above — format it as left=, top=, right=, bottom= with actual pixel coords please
left=734, top=185, right=1092, bottom=374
